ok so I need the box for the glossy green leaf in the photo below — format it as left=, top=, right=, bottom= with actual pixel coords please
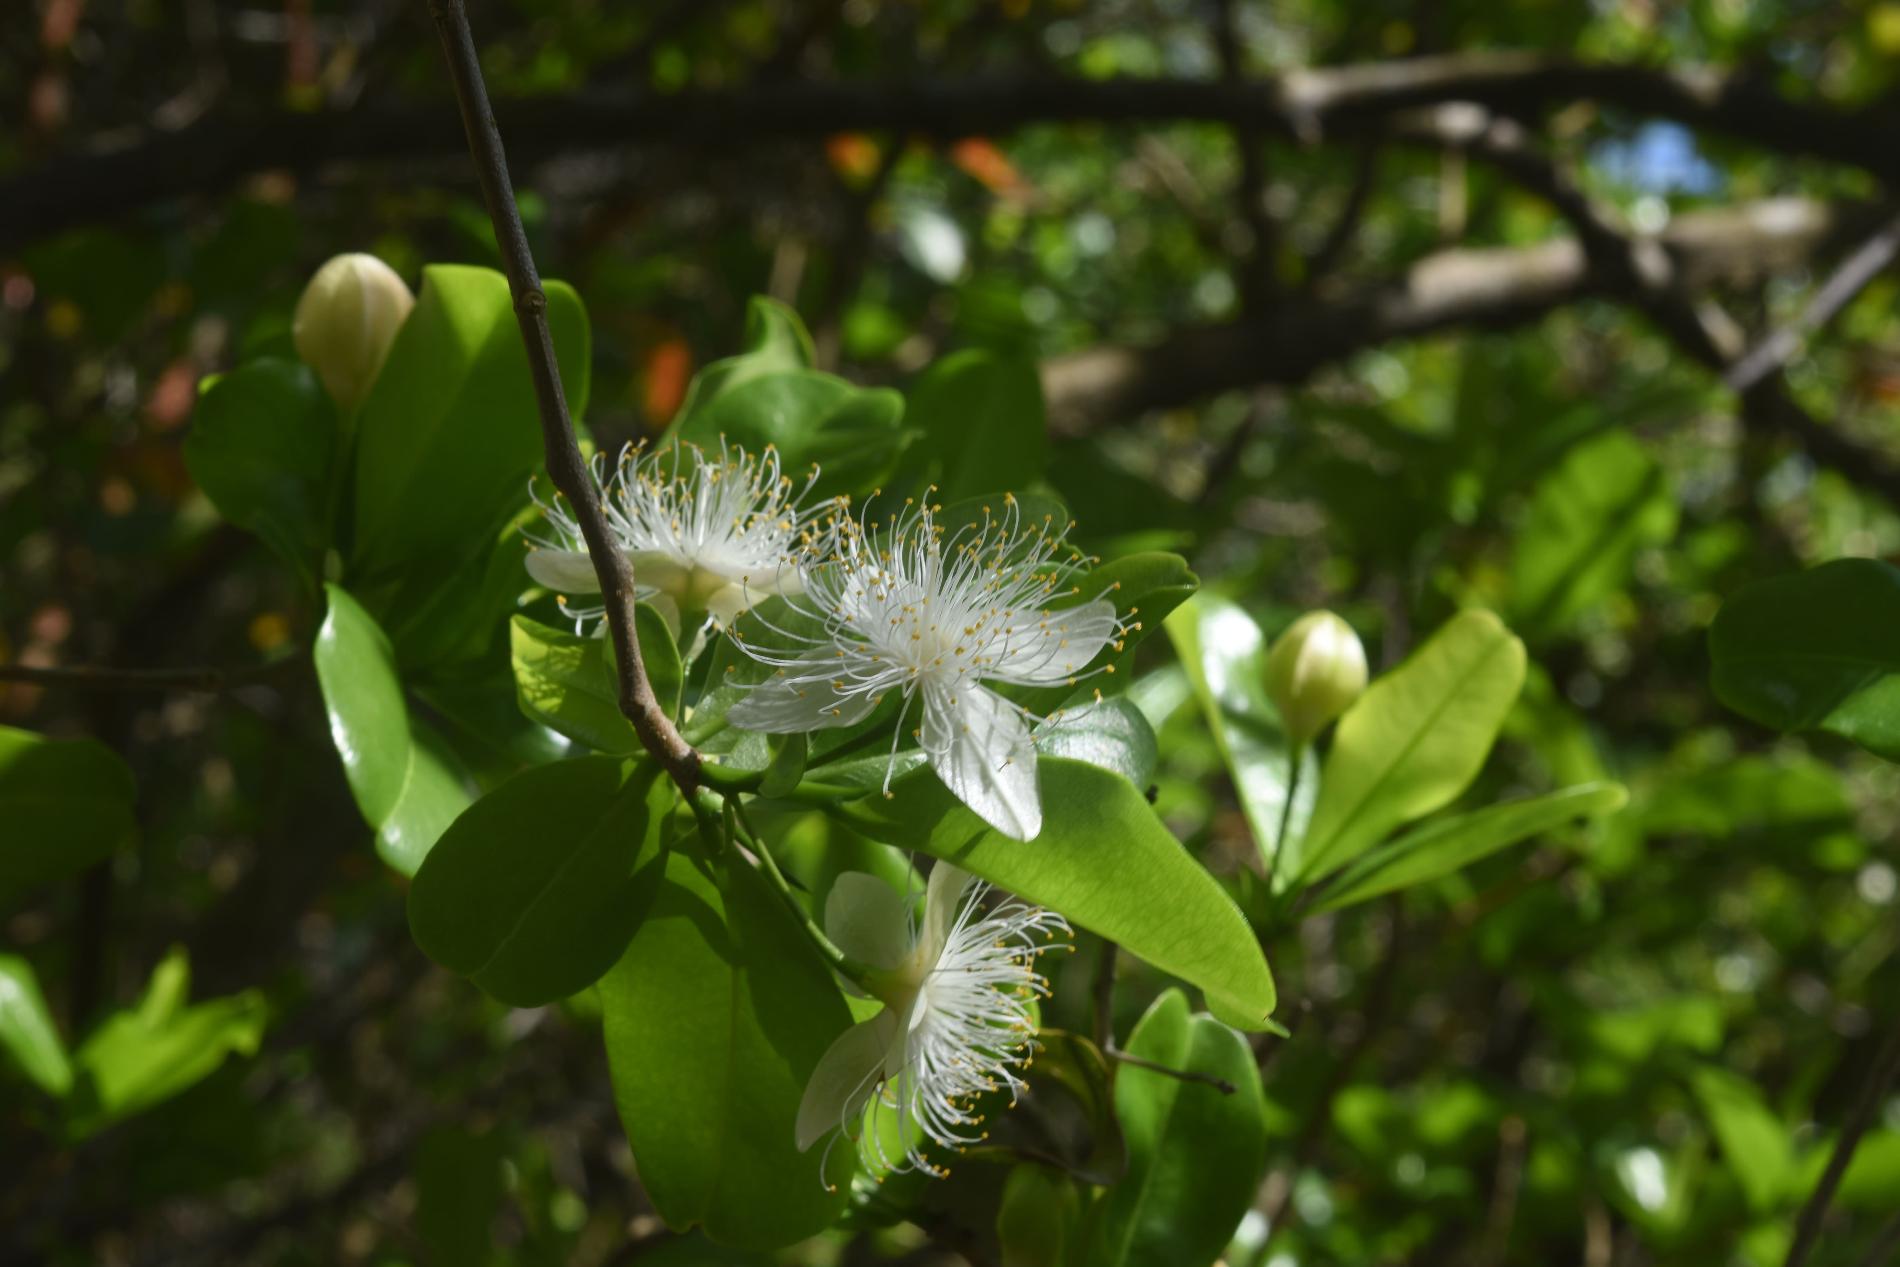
left=670, top=296, right=814, bottom=426
left=1164, top=594, right=1315, bottom=882
left=1086, top=990, right=1268, bottom=1267
left=675, top=369, right=907, bottom=499
left=1298, top=609, right=1526, bottom=880
left=902, top=349, right=1046, bottom=502
left=0, top=725, right=136, bottom=908
left=313, top=584, right=472, bottom=874
left=997, top=1163, right=1079, bottom=1267
left=0, top=954, right=72, bottom=1096
left=350, top=264, right=589, bottom=581
left=841, top=758, right=1276, bottom=1031
left=510, top=606, right=680, bottom=754
left=1690, top=1064, right=1795, bottom=1213
left=184, top=358, right=337, bottom=580
left=1509, top=429, right=1676, bottom=638
left=408, top=758, right=671, bottom=1007
left=1037, top=696, right=1159, bottom=787
left=67, top=948, right=267, bottom=1139
left=1709, top=557, right=1900, bottom=761
left=1312, top=781, right=1628, bottom=913
left=600, top=852, right=850, bottom=1248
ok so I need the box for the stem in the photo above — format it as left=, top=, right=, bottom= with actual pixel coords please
left=1104, top=1045, right=1236, bottom=1095
left=1785, top=1019, right=1900, bottom=1267
left=0, top=659, right=298, bottom=693
left=425, top=0, right=698, bottom=796
left=726, top=799, right=869, bottom=983
left=1264, top=740, right=1304, bottom=893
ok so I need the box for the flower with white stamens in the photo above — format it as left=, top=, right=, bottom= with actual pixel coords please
left=797, top=864, right=1071, bottom=1179
left=524, top=440, right=827, bottom=632
left=726, top=493, right=1128, bottom=840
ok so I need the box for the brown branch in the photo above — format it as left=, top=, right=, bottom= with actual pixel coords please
left=1214, top=0, right=1276, bottom=312
left=0, top=659, right=297, bottom=694
left=1785, top=1021, right=1900, bottom=1267
left=1726, top=205, right=1900, bottom=392
left=5, top=54, right=1897, bottom=250
left=1104, top=1044, right=1237, bottom=1096
left=425, top=0, right=698, bottom=795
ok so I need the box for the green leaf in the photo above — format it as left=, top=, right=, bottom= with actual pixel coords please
left=600, top=852, right=851, bottom=1249
left=1312, top=781, right=1628, bottom=913
left=1037, top=696, right=1159, bottom=787
left=1709, top=557, right=1900, bottom=761
left=1297, top=609, right=1526, bottom=880
left=761, top=732, right=809, bottom=798
left=510, top=606, right=681, bottom=753
left=841, top=758, right=1277, bottom=1031
left=0, top=954, right=72, bottom=1096
left=1164, top=594, right=1315, bottom=882
left=0, top=725, right=136, bottom=908
left=1086, top=990, right=1268, bottom=1267
left=1509, top=429, right=1676, bottom=639
left=1690, top=1064, right=1795, bottom=1213
left=408, top=758, right=671, bottom=1007
left=184, top=358, right=337, bottom=581
left=350, top=264, right=589, bottom=581
left=313, top=584, right=472, bottom=874
left=902, top=350, right=1046, bottom=502
left=674, top=369, right=907, bottom=499
left=997, top=1163, right=1080, bottom=1267
left=671, top=296, right=814, bottom=425
left=67, top=948, right=266, bottom=1139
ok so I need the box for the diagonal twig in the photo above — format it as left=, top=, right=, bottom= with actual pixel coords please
left=425, top=0, right=698, bottom=795
left=1785, top=1021, right=1900, bottom=1267
left=1725, top=206, right=1900, bottom=392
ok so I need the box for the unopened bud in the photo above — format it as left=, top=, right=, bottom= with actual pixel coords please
left=292, top=253, right=414, bottom=409
left=1264, top=610, right=1367, bottom=746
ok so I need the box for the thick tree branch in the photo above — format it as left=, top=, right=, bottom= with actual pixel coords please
left=425, top=0, right=699, bottom=795
left=1042, top=196, right=1900, bottom=505
left=4, top=54, right=1896, bottom=251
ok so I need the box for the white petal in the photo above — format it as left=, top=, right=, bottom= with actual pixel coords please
left=524, top=547, right=601, bottom=594
left=917, top=862, right=973, bottom=968
left=923, top=684, right=1041, bottom=840
left=628, top=550, right=690, bottom=599
left=984, top=599, right=1119, bottom=684
left=702, top=582, right=751, bottom=627
left=797, top=1011, right=900, bottom=1151
left=728, top=665, right=880, bottom=734
left=824, top=873, right=910, bottom=972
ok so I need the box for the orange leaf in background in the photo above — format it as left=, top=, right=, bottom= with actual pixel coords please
left=643, top=336, right=693, bottom=428
left=950, top=137, right=1026, bottom=197
left=826, top=133, right=882, bottom=185
left=145, top=360, right=196, bottom=432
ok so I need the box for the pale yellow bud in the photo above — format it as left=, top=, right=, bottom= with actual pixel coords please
left=1264, top=610, right=1368, bottom=746
left=291, top=253, right=414, bottom=409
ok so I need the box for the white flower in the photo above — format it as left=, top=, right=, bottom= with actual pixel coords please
left=525, top=440, right=827, bottom=632
left=727, top=494, right=1126, bottom=840
left=796, top=864, right=1071, bottom=1179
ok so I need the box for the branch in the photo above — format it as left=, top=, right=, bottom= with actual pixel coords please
left=1726, top=206, right=1900, bottom=392
left=1786, top=1021, right=1900, bottom=1267
left=1104, top=1044, right=1236, bottom=1095
left=0, top=659, right=297, bottom=693
left=5, top=54, right=1895, bottom=250
left=425, top=0, right=699, bottom=796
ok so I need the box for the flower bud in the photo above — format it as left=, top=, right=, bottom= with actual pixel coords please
left=1264, top=610, right=1368, bottom=746
left=292, top=253, right=414, bottom=409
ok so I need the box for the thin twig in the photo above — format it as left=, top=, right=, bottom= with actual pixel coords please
left=1726, top=205, right=1900, bottom=392
left=1850, top=1209, right=1900, bottom=1267
left=1785, top=1021, right=1900, bottom=1267
left=0, top=659, right=296, bottom=693
left=1104, top=1044, right=1236, bottom=1096
left=426, top=0, right=698, bottom=795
